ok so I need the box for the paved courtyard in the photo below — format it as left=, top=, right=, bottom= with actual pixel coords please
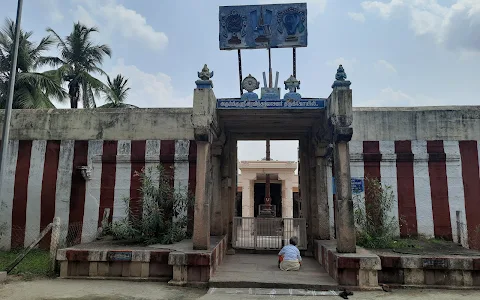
left=210, top=254, right=338, bottom=289
left=1, top=279, right=480, bottom=299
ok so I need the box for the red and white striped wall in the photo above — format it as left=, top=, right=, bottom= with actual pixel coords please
left=0, top=140, right=197, bottom=250
left=342, top=140, right=480, bottom=250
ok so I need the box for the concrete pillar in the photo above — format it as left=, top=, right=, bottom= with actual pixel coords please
left=329, top=64, right=355, bottom=253
left=279, top=175, right=293, bottom=218
left=192, top=64, right=217, bottom=249
left=284, top=180, right=293, bottom=218
left=298, top=138, right=309, bottom=220
left=299, top=138, right=312, bottom=242
left=227, top=138, right=237, bottom=252
left=241, top=178, right=254, bottom=217
left=211, top=146, right=223, bottom=236
left=308, top=137, right=318, bottom=247
left=334, top=141, right=355, bottom=252
left=220, top=138, right=231, bottom=236
left=193, top=141, right=211, bottom=250
left=314, top=144, right=330, bottom=240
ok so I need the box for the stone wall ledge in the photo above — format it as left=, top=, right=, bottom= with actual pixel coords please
left=377, top=253, right=479, bottom=271
left=377, top=252, right=480, bottom=287
left=314, top=240, right=381, bottom=288
left=55, top=235, right=227, bottom=285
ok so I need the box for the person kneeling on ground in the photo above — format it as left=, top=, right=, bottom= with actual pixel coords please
left=278, top=236, right=302, bottom=271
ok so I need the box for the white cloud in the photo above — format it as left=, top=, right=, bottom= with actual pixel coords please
left=103, top=58, right=191, bottom=108
left=326, top=57, right=357, bottom=73
left=42, top=0, right=64, bottom=23
left=348, top=12, right=366, bottom=23
left=361, top=0, right=405, bottom=19
left=375, top=59, right=397, bottom=73
left=258, top=0, right=327, bottom=20
left=73, top=0, right=168, bottom=51
left=361, top=0, right=480, bottom=53
left=74, top=5, right=96, bottom=28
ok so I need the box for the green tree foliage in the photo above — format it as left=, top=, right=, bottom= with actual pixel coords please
left=0, top=18, right=65, bottom=109
left=354, top=177, right=400, bottom=248
left=99, top=74, right=137, bottom=108
left=42, top=22, right=111, bottom=108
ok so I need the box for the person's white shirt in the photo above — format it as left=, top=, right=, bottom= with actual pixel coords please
left=278, top=244, right=302, bottom=261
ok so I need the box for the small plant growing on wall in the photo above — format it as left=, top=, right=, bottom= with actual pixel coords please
left=354, top=177, right=400, bottom=249
left=106, top=165, right=194, bottom=245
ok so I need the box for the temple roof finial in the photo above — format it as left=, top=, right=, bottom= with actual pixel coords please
left=332, top=64, right=351, bottom=89
left=196, top=64, right=214, bottom=89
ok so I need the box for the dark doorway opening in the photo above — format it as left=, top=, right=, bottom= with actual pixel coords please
left=254, top=183, right=282, bottom=217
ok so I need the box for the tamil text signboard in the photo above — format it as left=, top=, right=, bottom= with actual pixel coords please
left=217, top=98, right=325, bottom=109
left=219, top=3, right=308, bottom=50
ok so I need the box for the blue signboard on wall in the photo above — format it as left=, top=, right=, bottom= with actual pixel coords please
left=332, top=177, right=365, bottom=195
left=217, top=98, right=325, bottom=109
left=219, top=3, right=308, bottom=50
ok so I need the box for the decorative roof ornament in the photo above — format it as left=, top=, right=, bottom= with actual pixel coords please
left=242, top=74, right=260, bottom=93
left=284, top=75, right=300, bottom=93
left=240, top=74, right=260, bottom=101
left=283, top=75, right=301, bottom=101
left=198, top=64, right=214, bottom=81
left=196, top=64, right=214, bottom=89
left=332, top=64, right=351, bottom=89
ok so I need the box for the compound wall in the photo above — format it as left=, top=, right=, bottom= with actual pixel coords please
left=0, top=109, right=196, bottom=250
left=1, top=106, right=480, bottom=250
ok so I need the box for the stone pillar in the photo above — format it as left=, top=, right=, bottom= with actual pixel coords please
left=211, top=145, right=223, bottom=236
left=299, top=138, right=312, bottom=241
left=308, top=137, right=318, bottom=248
left=192, top=64, right=217, bottom=250
left=227, top=138, right=237, bottom=253
left=328, top=65, right=356, bottom=253
left=279, top=175, right=293, bottom=218
left=333, top=142, right=355, bottom=252
left=241, top=173, right=256, bottom=218
left=220, top=137, right=231, bottom=236
left=193, top=141, right=211, bottom=250
left=298, top=138, right=309, bottom=220
left=314, top=143, right=331, bottom=240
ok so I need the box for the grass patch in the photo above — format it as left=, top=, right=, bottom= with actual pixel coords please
left=0, top=249, right=52, bottom=278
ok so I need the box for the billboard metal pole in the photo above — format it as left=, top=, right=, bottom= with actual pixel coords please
left=0, top=0, right=24, bottom=196
left=268, top=48, right=272, bottom=88
left=293, top=47, right=297, bottom=77
left=237, top=49, right=243, bottom=96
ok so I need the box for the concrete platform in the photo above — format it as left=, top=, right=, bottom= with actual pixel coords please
left=56, top=236, right=227, bottom=286
left=209, top=254, right=338, bottom=289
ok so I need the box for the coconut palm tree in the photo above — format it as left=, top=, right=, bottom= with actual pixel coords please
left=0, top=18, right=65, bottom=109
left=99, top=74, right=137, bottom=108
left=41, top=22, right=111, bottom=108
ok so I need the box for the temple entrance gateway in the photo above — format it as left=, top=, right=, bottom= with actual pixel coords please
left=192, top=3, right=356, bottom=257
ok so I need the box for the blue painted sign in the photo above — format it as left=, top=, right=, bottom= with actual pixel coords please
left=107, top=251, right=132, bottom=261
left=217, top=98, right=325, bottom=109
left=352, top=178, right=364, bottom=194
left=219, top=3, right=308, bottom=50
left=332, top=177, right=364, bottom=195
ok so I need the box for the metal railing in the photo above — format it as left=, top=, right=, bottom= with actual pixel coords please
left=232, top=217, right=307, bottom=250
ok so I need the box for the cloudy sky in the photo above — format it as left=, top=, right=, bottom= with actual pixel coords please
left=3, top=0, right=479, bottom=162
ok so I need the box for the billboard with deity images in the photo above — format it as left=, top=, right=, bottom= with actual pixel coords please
left=219, top=3, right=308, bottom=50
